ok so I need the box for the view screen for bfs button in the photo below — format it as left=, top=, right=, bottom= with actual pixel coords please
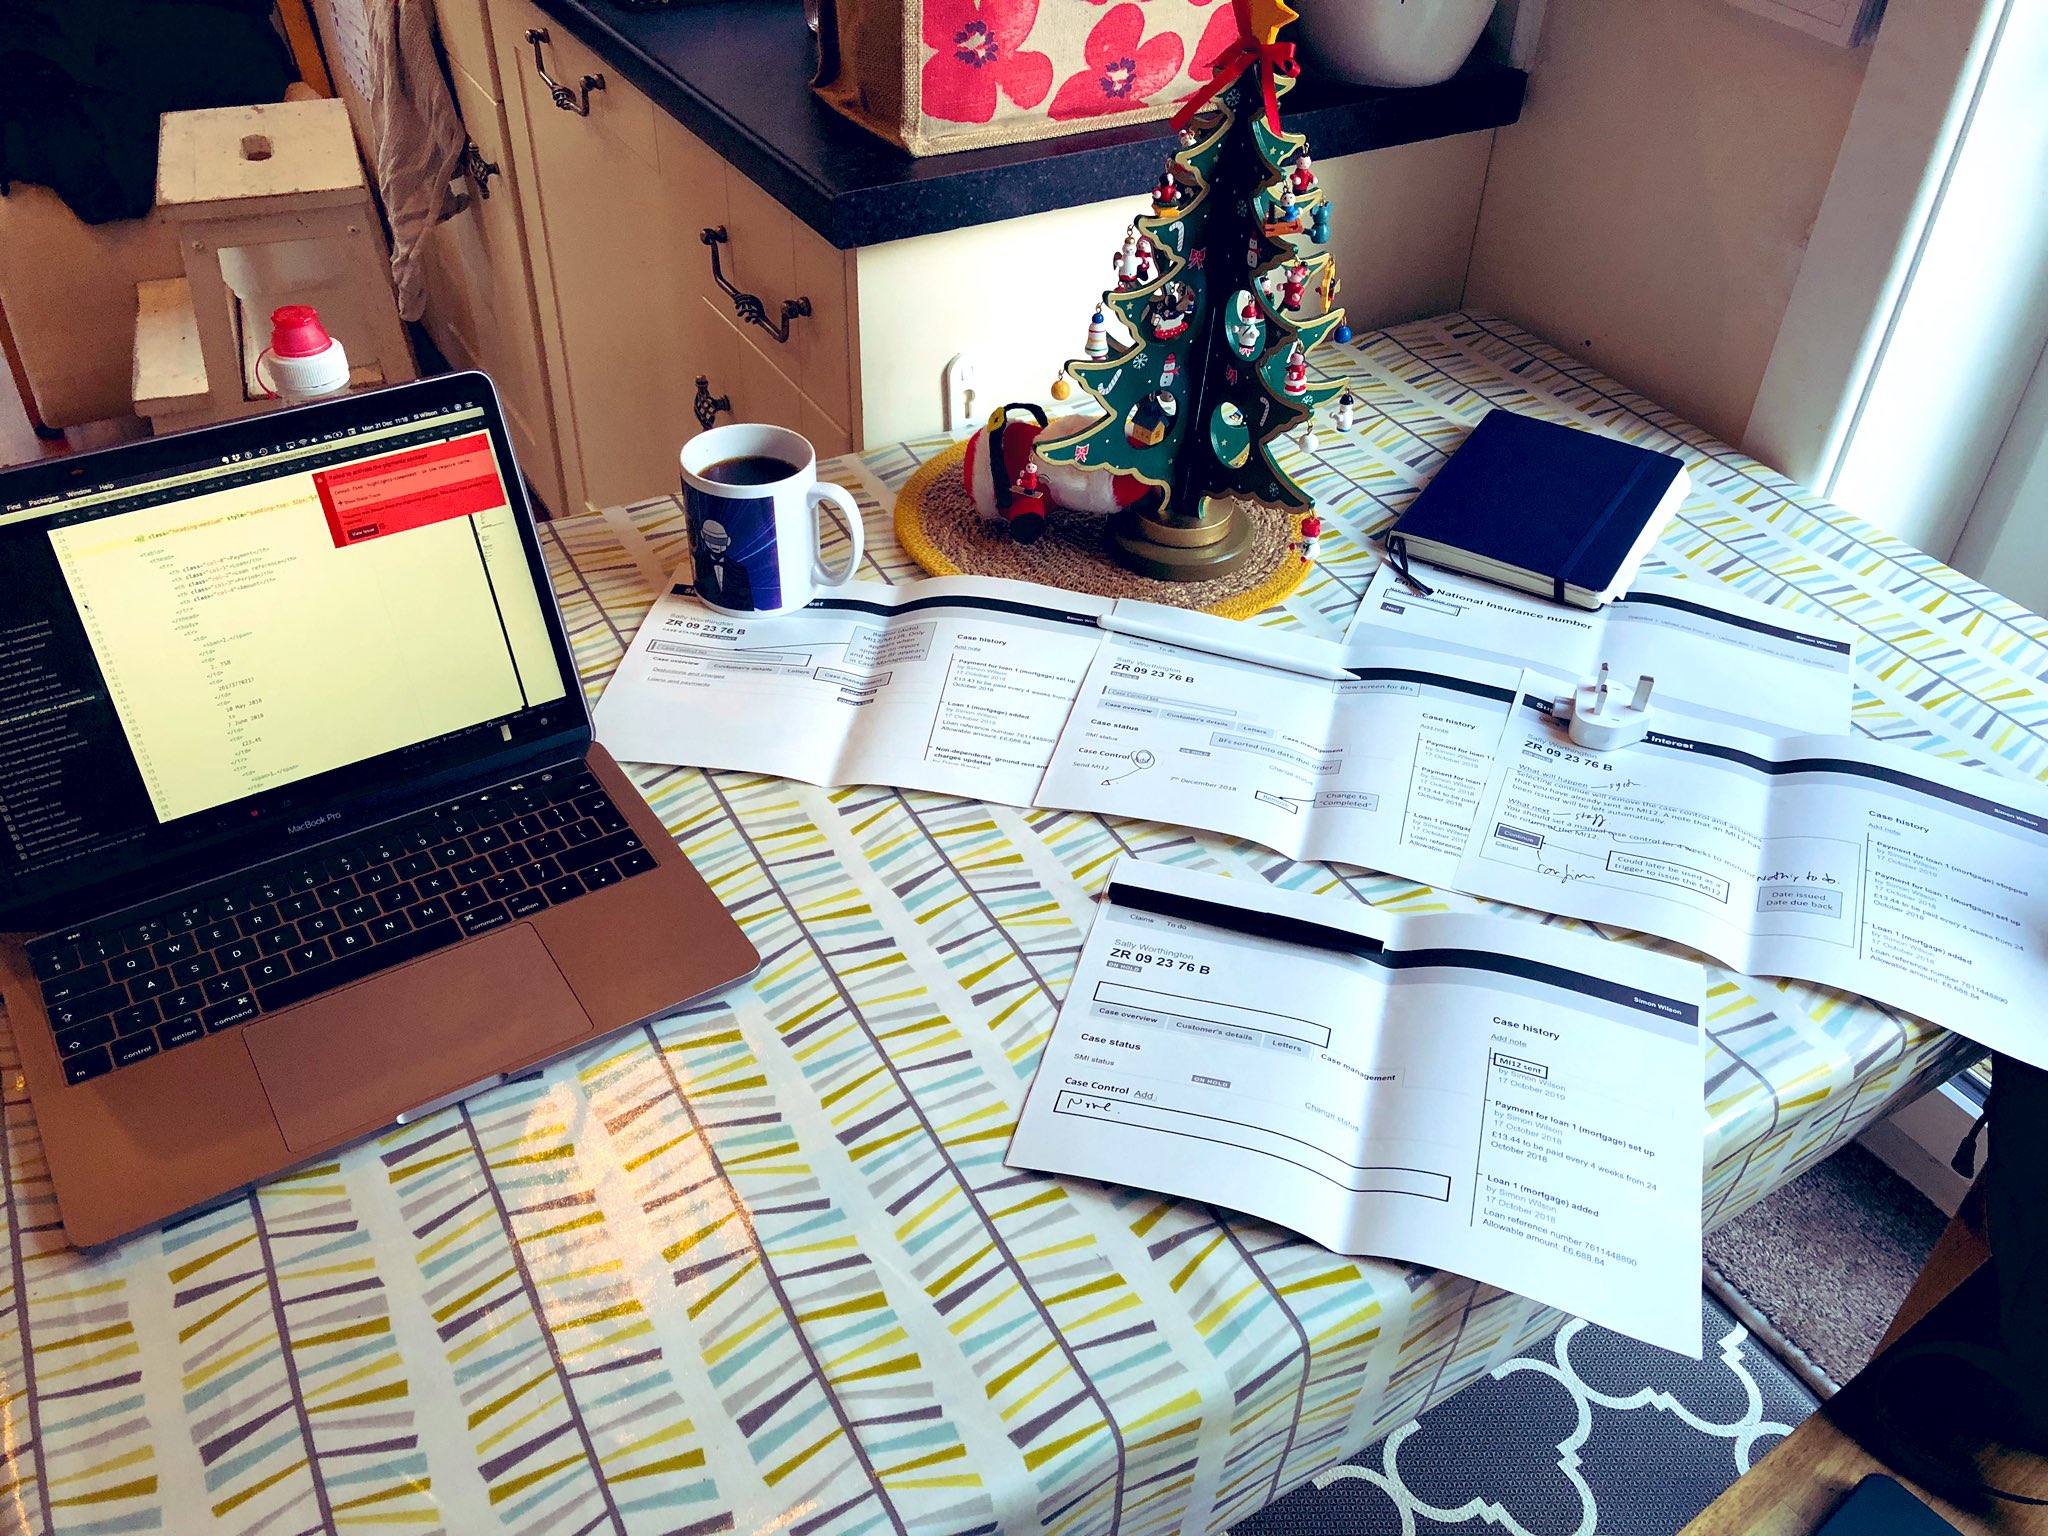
left=311, top=433, right=507, bottom=547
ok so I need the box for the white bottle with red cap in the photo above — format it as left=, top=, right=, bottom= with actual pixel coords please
left=255, top=305, right=351, bottom=402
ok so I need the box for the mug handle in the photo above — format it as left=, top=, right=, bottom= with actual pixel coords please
left=808, top=481, right=864, bottom=588
left=255, top=349, right=279, bottom=398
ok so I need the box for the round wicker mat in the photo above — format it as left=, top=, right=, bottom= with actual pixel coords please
left=895, top=442, right=1311, bottom=617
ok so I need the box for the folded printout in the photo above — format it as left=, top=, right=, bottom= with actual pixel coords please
left=1007, top=860, right=1706, bottom=1355
left=596, top=572, right=2048, bottom=1065
left=1460, top=694, right=2048, bottom=1069
left=1349, top=566, right=1857, bottom=732
left=1034, top=624, right=1522, bottom=889
left=596, top=577, right=1110, bottom=807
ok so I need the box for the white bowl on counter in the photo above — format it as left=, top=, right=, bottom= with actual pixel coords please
left=1295, top=0, right=1497, bottom=89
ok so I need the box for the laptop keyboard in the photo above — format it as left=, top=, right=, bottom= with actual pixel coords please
left=23, top=765, right=656, bottom=1086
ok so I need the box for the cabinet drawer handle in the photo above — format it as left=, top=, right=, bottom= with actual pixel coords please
left=702, top=227, right=811, bottom=345
left=694, top=376, right=732, bottom=432
left=524, top=28, right=605, bottom=115
left=462, top=139, right=499, bottom=199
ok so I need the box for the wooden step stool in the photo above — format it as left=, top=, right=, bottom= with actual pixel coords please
left=134, top=97, right=414, bottom=429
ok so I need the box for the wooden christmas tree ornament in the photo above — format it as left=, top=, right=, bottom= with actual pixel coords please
left=1036, top=0, right=1346, bottom=581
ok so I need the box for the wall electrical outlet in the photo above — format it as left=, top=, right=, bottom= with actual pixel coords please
left=942, top=353, right=978, bottom=435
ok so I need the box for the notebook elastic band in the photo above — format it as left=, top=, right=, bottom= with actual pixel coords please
left=1553, top=457, right=1658, bottom=602
left=1380, top=534, right=1434, bottom=598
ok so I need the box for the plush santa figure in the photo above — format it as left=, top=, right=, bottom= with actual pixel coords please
left=962, top=411, right=1149, bottom=520
left=1040, top=451, right=1151, bottom=515
left=962, top=409, right=1048, bottom=523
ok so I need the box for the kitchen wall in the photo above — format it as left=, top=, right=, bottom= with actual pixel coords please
left=1463, top=0, right=1869, bottom=447
left=854, top=130, right=1494, bottom=445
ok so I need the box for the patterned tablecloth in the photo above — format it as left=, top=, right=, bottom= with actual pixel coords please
left=2, top=313, right=2030, bottom=1536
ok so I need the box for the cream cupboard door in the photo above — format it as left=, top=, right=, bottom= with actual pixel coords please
left=658, top=111, right=857, bottom=459
left=498, top=0, right=695, bottom=513
left=422, top=57, right=568, bottom=515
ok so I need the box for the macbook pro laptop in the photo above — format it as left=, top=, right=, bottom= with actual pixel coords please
left=0, top=374, right=759, bottom=1246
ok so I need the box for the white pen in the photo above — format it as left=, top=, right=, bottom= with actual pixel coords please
left=1097, top=602, right=1356, bottom=682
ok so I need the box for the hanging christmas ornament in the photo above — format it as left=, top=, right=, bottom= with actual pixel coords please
left=1334, top=389, right=1357, bottom=431
left=1229, top=290, right=1264, bottom=358
left=1297, top=512, right=1323, bottom=563
left=1290, top=145, right=1316, bottom=196
left=1319, top=264, right=1353, bottom=342
left=1265, top=187, right=1303, bottom=236
left=1085, top=306, right=1110, bottom=360
left=1146, top=279, right=1196, bottom=340
left=1113, top=227, right=1142, bottom=290
left=1132, top=236, right=1157, bottom=287
left=1152, top=167, right=1183, bottom=215
left=1281, top=261, right=1309, bottom=312
left=1123, top=389, right=1179, bottom=448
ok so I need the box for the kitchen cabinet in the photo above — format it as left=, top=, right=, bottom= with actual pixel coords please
left=420, top=0, right=1509, bottom=514
left=459, top=0, right=857, bottom=514
left=416, top=1, right=567, bottom=511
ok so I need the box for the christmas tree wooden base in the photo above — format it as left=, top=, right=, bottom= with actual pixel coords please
left=1109, top=501, right=1255, bottom=581
left=893, top=443, right=1311, bottom=616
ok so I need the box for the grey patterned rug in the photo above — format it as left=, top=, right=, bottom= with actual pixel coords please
left=1233, top=1293, right=1817, bottom=1535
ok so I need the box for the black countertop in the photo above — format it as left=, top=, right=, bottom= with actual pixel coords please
left=529, top=0, right=1526, bottom=250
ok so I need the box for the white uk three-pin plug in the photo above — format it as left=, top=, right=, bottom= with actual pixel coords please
left=1561, top=663, right=1655, bottom=751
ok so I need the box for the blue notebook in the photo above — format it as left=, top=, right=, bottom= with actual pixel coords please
left=1386, top=409, right=1690, bottom=609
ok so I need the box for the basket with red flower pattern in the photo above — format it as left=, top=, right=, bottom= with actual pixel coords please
left=813, top=0, right=1240, bottom=155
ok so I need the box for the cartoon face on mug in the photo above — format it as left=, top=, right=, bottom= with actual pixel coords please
left=682, top=494, right=779, bottom=611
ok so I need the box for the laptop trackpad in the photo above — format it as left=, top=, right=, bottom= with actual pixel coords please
left=245, top=924, right=594, bottom=1152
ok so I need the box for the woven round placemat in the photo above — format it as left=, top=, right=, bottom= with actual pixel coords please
left=895, top=442, right=1311, bottom=617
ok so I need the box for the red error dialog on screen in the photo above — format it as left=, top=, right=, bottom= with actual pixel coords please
left=312, top=433, right=506, bottom=547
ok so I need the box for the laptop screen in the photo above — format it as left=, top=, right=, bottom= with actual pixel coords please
left=0, top=378, right=581, bottom=925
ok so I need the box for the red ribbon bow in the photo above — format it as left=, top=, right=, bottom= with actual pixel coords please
left=1170, top=0, right=1298, bottom=136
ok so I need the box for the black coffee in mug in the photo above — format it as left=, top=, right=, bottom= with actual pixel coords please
left=699, top=454, right=799, bottom=486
